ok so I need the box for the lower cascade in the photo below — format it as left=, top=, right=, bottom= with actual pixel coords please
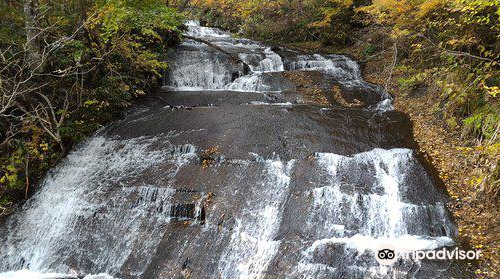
left=0, top=21, right=472, bottom=279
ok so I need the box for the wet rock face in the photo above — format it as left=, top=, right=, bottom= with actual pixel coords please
left=0, top=20, right=474, bottom=279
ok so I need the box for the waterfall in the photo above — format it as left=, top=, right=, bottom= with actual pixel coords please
left=163, top=21, right=384, bottom=102
left=0, top=137, right=196, bottom=278
left=0, top=20, right=469, bottom=279
left=290, top=149, right=455, bottom=278
left=218, top=158, right=295, bottom=279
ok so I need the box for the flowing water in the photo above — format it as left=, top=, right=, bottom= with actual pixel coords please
left=0, top=20, right=473, bottom=279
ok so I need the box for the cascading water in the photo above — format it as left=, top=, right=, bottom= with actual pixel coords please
left=0, top=20, right=472, bottom=279
left=218, top=158, right=295, bottom=279
left=0, top=136, right=196, bottom=278
left=288, top=149, right=455, bottom=278
left=164, top=21, right=379, bottom=98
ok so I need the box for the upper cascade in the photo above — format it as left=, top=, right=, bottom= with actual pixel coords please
left=164, top=20, right=392, bottom=110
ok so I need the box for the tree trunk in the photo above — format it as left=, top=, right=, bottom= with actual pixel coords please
left=183, top=35, right=251, bottom=74
left=23, top=0, right=43, bottom=72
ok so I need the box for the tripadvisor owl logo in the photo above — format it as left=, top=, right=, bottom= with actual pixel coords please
left=375, top=243, right=398, bottom=265
left=374, top=242, right=482, bottom=266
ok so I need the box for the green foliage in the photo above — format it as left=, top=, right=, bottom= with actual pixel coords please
left=86, top=0, right=183, bottom=94
left=397, top=72, right=429, bottom=95
left=362, top=44, right=376, bottom=57
left=192, top=0, right=362, bottom=46
left=0, top=0, right=184, bottom=210
left=0, top=1, right=25, bottom=46
left=463, top=104, right=500, bottom=140
left=361, top=0, right=500, bottom=140
left=96, top=0, right=182, bottom=37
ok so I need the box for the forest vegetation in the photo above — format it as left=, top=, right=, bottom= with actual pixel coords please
left=0, top=0, right=185, bottom=211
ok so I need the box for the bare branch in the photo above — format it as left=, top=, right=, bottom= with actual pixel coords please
left=417, top=34, right=497, bottom=63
